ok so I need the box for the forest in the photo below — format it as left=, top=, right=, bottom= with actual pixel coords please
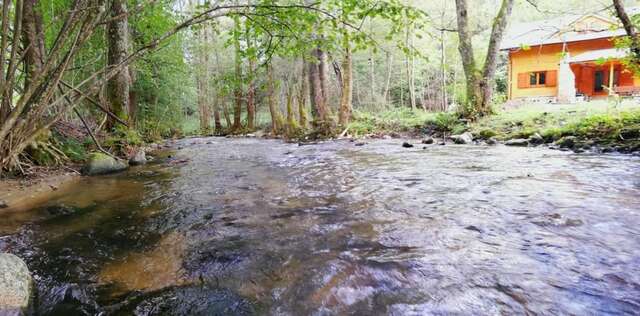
left=0, top=0, right=637, bottom=175
left=1, top=0, right=640, bottom=315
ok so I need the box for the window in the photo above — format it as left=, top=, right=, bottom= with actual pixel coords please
left=530, top=72, right=546, bottom=86
left=517, top=70, right=557, bottom=89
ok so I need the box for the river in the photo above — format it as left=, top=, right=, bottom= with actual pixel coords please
left=1, top=137, right=639, bottom=315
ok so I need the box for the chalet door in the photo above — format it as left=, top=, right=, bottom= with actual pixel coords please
left=594, top=70, right=605, bottom=92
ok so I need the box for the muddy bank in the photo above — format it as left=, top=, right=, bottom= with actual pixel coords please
left=0, top=172, right=80, bottom=215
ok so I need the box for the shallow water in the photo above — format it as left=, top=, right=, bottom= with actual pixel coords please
left=2, top=137, right=640, bottom=315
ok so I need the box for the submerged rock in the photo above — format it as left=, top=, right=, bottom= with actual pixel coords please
left=0, top=200, right=7, bottom=209
left=402, top=142, right=414, bottom=148
left=82, top=152, right=128, bottom=176
left=355, top=142, right=366, bottom=146
left=0, top=253, right=33, bottom=315
left=129, top=149, right=147, bottom=166
left=485, top=137, right=498, bottom=145
left=450, top=132, right=473, bottom=144
left=505, top=138, right=529, bottom=147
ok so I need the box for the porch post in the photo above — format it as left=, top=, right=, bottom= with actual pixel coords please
left=609, top=61, right=615, bottom=95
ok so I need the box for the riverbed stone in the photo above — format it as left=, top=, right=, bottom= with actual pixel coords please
left=485, top=137, right=498, bottom=145
left=556, top=136, right=577, bottom=149
left=505, top=138, right=529, bottom=147
left=0, top=253, right=32, bottom=315
left=0, top=200, right=7, bottom=209
left=528, top=133, right=544, bottom=145
left=82, top=152, right=128, bottom=176
left=450, top=132, right=473, bottom=144
left=129, top=149, right=147, bottom=166
left=402, top=142, right=414, bottom=148
left=421, top=137, right=434, bottom=144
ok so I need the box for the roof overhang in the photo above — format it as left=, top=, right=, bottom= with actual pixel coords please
left=568, top=48, right=629, bottom=63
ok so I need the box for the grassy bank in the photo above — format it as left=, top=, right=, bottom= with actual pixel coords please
left=348, top=100, right=640, bottom=152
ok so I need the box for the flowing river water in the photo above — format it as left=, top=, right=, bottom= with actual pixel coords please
left=1, top=137, right=640, bottom=315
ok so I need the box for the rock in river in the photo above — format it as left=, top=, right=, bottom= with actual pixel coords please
left=421, top=137, right=434, bottom=144
left=555, top=136, right=577, bottom=149
left=82, top=152, right=128, bottom=176
left=0, top=253, right=33, bottom=315
left=505, top=138, right=529, bottom=147
left=402, top=142, right=414, bottom=148
left=450, top=132, right=473, bottom=144
left=129, top=149, right=147, bottom=166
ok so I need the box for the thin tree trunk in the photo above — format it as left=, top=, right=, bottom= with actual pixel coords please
left=441, top=30, right=448, bottom=111
left=370, top=49, right=376, bottom=103
left=246, top=34, right=256, bottom=130
left=339, top=31, right=353, bottom=126
left=382, top=51, right=392, bottom=105
left=232, top=15, right=243, bottom=131
left=298, top=58, right=309, bottom=128
left=267, top=62, right=282, bottom=134
left=106, top=0, right=131, bottom=130
left=405, top=22, right=416, bottom=110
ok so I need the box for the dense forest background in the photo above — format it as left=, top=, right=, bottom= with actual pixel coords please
left=0, top=0, right=636, bottom=174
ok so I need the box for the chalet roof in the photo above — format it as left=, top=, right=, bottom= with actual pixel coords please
left=500, top=13, right=627, bottom=50
left=568, top=48, right=629, bottom=63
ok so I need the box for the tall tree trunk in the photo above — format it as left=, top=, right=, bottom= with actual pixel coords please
left=212, top=32, right=223, bottom=132
left=382, top=51, right=392, bottom=105
left=455, top=0, right=513, bottom=117
left=307, top=47, right=330, bottom=122
left=246, top=31, right=256, bottom=130
left=440, top=30, right=448, bottom=111
left=106, top=0, right=131, bottom=130
left=339, top=31, right=353, bottom=126
left=370, top=49, right=376, bottom=103
left=232, top=16, right=243, bottom=131
left=267, top=62, right=282, bottom=134
left=246, top=58, right=256, bottom=130
left=298, top=58, right=309, bottom=128
left=21, top=0, right=44, bottom=91
left=405, top=22, right=416, bottom=110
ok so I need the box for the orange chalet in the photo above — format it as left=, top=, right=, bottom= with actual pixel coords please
left=501, top=12, right=640, bottom=102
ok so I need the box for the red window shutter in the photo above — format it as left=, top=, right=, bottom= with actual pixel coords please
left=546, top=70, right=558, bottom=87
left=517, top=73, right=529, bottom=89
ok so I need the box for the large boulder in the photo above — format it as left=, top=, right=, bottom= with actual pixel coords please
left=450, top=132, right=473, bottom=144
left=0, top=253, right=33, bottom=315
left=82, top=152, right=128, bottom=176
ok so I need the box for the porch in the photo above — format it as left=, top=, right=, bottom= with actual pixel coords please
left=567, top=48, right=640, bottom=98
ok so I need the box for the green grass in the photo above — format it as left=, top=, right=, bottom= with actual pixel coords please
left=471, top=100, right=640, bottom=144
left=348, top=108, right=437, bottom=135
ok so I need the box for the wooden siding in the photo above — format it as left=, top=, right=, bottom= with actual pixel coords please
left=507, top=37, right=640, bottom=99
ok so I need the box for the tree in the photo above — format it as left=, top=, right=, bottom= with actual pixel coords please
left=612, top=0, right=640, bottom=73
left=339, top=30, right=353, bottom=126
left=107, top=0, right=132, bottom=129
left=455, top=0, right=514, bottom=118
